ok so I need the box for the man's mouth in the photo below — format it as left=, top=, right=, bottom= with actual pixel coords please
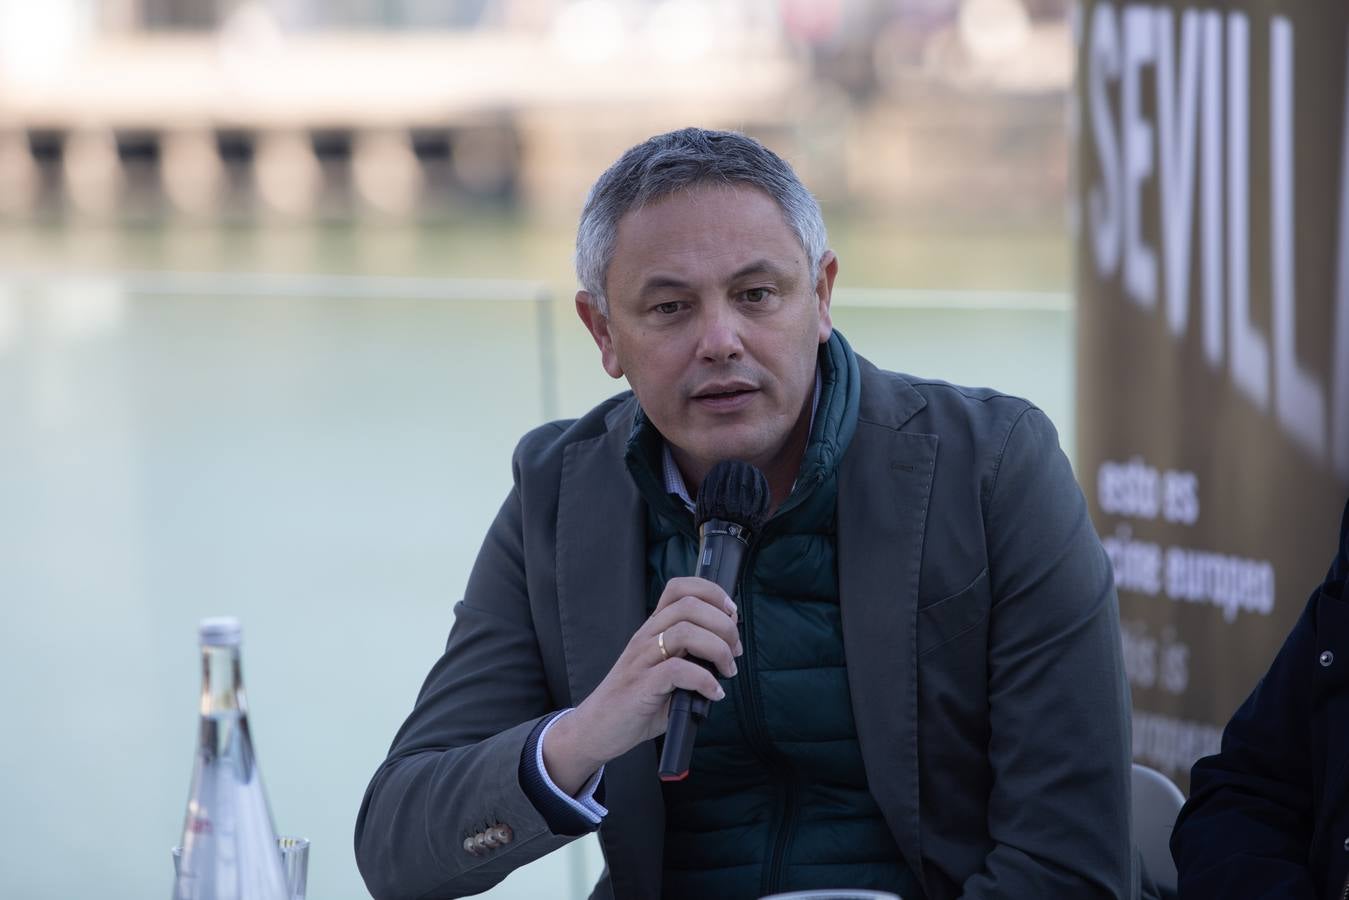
left=692, top=381, right=757, bottom=399
left=691, top=383, right=758, bottom=409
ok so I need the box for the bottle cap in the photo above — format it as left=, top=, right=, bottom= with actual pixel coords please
left=198, top=617, right=242, bottom=646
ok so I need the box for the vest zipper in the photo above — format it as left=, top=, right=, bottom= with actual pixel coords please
left=732, top=537, right=801, bottom=898
left=769, top=776, right=798, bottom=893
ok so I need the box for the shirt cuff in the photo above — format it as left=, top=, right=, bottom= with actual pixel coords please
left=518, top=709, right=608, bottom=835
left=537, top=709, right=608, bottom=820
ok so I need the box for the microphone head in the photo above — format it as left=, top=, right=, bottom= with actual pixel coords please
left=695, top=460, right=771, bottom=533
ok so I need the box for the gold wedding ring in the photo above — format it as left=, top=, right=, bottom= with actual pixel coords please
left=658, top=630, right=669, bottom=661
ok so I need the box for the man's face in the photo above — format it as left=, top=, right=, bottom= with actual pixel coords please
left=577, top=183, right=836, bottom=488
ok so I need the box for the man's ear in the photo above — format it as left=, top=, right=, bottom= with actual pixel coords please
left=815, top=251, right=838, bottom=343
left=575, top=291, right=624, bottom=378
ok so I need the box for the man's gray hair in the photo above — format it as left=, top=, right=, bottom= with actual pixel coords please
left=575, top=127, right=828, bottom=317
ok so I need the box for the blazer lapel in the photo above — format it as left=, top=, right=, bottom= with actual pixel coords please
left=556, top=402, right=665, bottom=898
left=838, top=377, right=936, bottom=894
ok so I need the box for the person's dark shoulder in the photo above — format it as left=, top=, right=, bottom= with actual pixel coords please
left=1331, top=497, right=1349, bottom=584
left=856, top=357, right=1071, bottom=513
left=511, top=390, right=636, bottom=484
left=858, top=355, right=1042, bottom=449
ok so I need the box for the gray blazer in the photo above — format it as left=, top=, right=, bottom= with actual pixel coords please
left=356, top=356, right=1135, bottom=900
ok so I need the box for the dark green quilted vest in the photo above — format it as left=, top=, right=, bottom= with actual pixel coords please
left=624, top=333, right=923, bottom=900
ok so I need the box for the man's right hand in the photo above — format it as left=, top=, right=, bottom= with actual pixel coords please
left=541, top=576, right=744, bottom=795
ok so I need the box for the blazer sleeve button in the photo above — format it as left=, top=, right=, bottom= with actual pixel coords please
left=463, top=835, right=480, bottom=855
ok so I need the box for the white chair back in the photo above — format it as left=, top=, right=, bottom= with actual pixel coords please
left=1131, top=762, right=1186, bottom=894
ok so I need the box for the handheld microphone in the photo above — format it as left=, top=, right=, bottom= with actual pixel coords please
left=658, top=460, right=770, bottom=782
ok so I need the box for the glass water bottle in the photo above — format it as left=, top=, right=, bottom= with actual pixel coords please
left=173, top=617, right=289, bottom=900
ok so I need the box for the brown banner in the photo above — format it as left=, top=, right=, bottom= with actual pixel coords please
left=1074, top=0, right=1349, bottom=788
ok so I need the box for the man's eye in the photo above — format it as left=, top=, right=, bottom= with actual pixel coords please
left=742, top=288, right=770, bottom=303
left=654, top=301, right=682, bottom=315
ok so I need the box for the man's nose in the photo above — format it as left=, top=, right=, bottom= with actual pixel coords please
left=696, top=303, right=743, bottom=362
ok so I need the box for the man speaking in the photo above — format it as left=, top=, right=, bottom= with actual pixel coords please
left=355, top=128, right=1135, bottom=899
